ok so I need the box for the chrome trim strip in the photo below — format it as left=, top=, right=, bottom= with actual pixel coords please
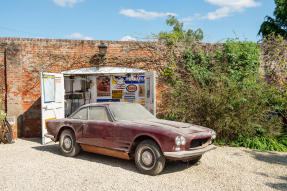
left=164, top=145, right=217, bottom=158
left=44, top=133, right=56, bottom=142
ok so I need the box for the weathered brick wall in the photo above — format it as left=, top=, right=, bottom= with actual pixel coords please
left=0, top=47, right=5, bottom=111
left=1, top=37, right=275, bottom=138
left=0, top=37, right=167, bottom=138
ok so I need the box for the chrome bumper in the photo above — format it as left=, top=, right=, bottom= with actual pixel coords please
left=164, top=145, right=217, bottom=159
left=44, top=133, right=56, bottom=142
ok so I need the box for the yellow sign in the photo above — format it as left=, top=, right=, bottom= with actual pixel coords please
left=139, top=99, right=146, bottom=105
left=112, top=90, right=123, bottom=99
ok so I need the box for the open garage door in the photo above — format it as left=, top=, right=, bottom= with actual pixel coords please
left=145, top=71, right=156, bottom=115
left=40, top=72, right=65, bottom=144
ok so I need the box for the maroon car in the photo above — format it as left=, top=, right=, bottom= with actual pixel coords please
left=45, top=102, right=216, bottom=175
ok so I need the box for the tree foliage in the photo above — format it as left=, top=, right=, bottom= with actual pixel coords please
left=158, top=15, right=203, bottom=45
left=258, top=0, right=287, bottom=39
left=161, top=39, right=285, bottom=148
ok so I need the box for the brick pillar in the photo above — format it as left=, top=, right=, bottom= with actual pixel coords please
left=5, top=44, right=23, bottom=138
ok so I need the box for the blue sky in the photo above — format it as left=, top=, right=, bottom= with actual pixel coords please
left=0, top=0, right=275, bottom=42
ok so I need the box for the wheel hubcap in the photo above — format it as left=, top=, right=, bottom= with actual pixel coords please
left=141, top=150, right=153, bottom=166
left=63, top=136, right=72, bottom=150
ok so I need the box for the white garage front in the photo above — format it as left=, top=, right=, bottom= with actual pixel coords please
left=40, top=66, right=156, bottom=144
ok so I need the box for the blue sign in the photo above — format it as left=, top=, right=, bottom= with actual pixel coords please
left=96, top=99, right=120, bottom=102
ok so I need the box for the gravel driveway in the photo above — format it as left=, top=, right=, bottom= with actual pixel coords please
left=0, top=139, right=286, bottom=191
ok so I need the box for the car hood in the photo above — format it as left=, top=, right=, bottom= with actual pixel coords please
left=121, top=118, right=211, bottom=135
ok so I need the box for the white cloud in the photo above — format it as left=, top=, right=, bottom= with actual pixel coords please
left=119, top=9, right=177, bottom=20
left=53, top=0, right=84, bottom=7
left=181, top=14, right=203, bottom=24
left=204, top=0, right=261, bottom=20
left=120, top=35, right=137, bottom=41
left=65, top=33, right=92, bottom=40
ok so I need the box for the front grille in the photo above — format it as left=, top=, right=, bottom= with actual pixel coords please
left=190, top=138, right=208, bottom=148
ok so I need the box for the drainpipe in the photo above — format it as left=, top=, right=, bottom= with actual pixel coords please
left=4, top=48, right=7, bottom=113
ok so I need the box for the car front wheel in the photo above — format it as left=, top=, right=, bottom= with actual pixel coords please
left=59, top=129, right=80, bottom=157
left=135, top=140, right=166, bottom=176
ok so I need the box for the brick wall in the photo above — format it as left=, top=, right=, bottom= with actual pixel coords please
left=1, top=37, right=279, bottom=138
left=0, top=47, right=5, bottom=111
left=0, top=37, right=167, bottom=138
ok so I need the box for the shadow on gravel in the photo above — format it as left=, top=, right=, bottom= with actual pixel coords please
left=32, top=144, right=194, bottom=175
left=256, top=173, right=287, bottom=190
left=245, top=149, right=287, bottom=190
left=20, top=138, right=42, bottom=144
left=265, top=176, right=287, bottom=191
left=162, top=161, right=200, bottom=175
left=243, top=150, right=287, bottom=166
left=32, top=144, right=61, bottom=155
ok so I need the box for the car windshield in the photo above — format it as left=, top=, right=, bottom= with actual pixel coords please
left=109, top=103, right=155, bottom=121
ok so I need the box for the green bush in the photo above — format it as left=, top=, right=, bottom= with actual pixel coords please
left=230, top=135, right=287, bottom=152
left=162, top=39, right=285, bottom=148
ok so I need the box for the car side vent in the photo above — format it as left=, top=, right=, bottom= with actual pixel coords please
left=190, top=138, right=208, bottom=148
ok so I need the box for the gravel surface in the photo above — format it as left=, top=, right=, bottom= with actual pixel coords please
left=0, top=138, right=286, bottom=191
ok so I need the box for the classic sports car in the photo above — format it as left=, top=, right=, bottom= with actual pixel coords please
left=45, top=102, right=216, bottom=175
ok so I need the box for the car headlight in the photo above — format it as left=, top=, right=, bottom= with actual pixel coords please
left=180, top=136, right=186, bottom=145
left=210, top=131, right=216, bottom=140
left=175, top=136, right=181, bottom=146
left=175, top=136, right=186, bottom=146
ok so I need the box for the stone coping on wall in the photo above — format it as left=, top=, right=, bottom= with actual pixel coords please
left=0, top=37, right=219, bottom=47
left=0, top=37, right=156, bottom=45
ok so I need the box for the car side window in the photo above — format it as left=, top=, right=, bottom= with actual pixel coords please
left=89, top=107, right=111, bottom=122
left=71, top=108, right=88, bottom=120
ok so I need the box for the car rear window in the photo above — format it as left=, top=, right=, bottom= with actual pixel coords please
left=89, top=107, right=111, bottom=122
left=71, top=107, right=88, bottom=120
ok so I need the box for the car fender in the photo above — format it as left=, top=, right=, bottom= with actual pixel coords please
left=131, top=133, right=164, bottom=153
left=56, top=126, right=76, bottom=141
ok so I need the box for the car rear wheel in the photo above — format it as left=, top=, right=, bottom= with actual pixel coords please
left=59, top=129, right=80, bottom=157
left=135, top=140, right=166, bottom=176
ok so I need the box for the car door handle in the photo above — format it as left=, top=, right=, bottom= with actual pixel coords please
left=80, top=123, right=88, bottom=132
left=78, top=123, right=87, bottom=137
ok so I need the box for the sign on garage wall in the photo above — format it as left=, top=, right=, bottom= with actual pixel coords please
left=112, top=90, right=123, bottom=99
left=97, top=76, right=111, bottom=97
left=42, top=74, right=55, bottom=103
left=94, top=73, right=156, bottom=115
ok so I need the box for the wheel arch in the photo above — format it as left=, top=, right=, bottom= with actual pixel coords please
left=129, top=134, right=163, bottom=155
left=56, top=126, right=75, bottom=141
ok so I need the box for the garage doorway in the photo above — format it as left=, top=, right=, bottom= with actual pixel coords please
left=40, top=66, right=156, bottom=144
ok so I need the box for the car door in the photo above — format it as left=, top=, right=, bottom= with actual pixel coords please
left=82, top=106, right=115, bottom=148
left=69, top=107, right=88, bottom=142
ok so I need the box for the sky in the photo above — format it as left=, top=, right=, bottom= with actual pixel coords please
left=0, top=0, right=276, bottom=42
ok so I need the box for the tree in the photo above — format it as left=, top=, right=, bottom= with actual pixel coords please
left=258, top=0, right=287, bottom=39
left=158, top=15, right=203, bottom=45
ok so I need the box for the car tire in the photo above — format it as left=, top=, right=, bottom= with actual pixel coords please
left=135, top=139, right=166, bottom=176
left=59, top=129, right=80, bottom=157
